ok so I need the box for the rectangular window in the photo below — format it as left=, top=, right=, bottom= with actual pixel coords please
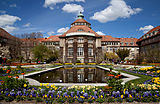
left=88, top=48, right=93, bottom=56
left=121, top=42, right=124, bottom=45
left=110, top=47, right=113, bottom=51
left=88, top=39, right=93, bottom=43
left=77, top=47, right=84, bottom=56
left=106, top=47, right=108, bottom=51
left=68, top=47, right=73, bottom=56
left=114, top=47, right=117, bottom=52
left=68, top=39, right=73, bottom=43
left=78, top=38, right=84, bottom=43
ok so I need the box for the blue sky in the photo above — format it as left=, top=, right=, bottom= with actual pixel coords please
left=0, top=0, right=160, bottom=38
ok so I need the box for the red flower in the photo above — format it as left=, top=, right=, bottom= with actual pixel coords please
left=0, top=81, right=4, bottom=83
left=108, top=74, right=114, bottom=77
left=6, top=69, right=11, bottom=74
left=16, top=75, right=19, bottom=79
left=8, top=76, right=12, bottom=78
left=21, top=73, right=25, bottom=75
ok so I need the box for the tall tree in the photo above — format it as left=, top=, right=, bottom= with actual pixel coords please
left=116, top=49, right=130, bottom=61
left=32, top=44, right=52, bottom=63
left=105, top=52, right=119, bottom=62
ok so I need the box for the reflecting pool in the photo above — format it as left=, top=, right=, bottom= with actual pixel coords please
left=26, top=67, right=126, bottom=83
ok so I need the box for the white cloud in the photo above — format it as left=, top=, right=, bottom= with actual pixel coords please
left=10, top=4, right=17, bottom=8
left=90, top=0, right=142, bottom=23
left=23, top=23, right=31, bottom=27
left=62, top=4, right=84, bottom=14
left=96, top=31, right=105, bottom=35
left=57, top=27, right=69, bottom=33
left=139, top=25, right=154, bottom=33
left=0, top=14, right=21, bottom=32
left=43, top=0, right=85, bottom=10
left=0, top=10, right=6, bottom=14
left=47, top=31, right=55, bottom=36
left=3, top=25, right=18, bottom=33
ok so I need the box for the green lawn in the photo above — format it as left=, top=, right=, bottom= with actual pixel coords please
left=115, top=69, right=153, bottom=84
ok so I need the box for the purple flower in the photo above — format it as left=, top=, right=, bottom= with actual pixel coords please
left=48, top=90, right=52, bottom=94
left=63, top=92, right=67, bottom=97
left=5, top=92, right=9, bottom=96
left=71, top=92, right=74, bottom=97
left=62, top=87, right=66, bottom=91
left=83, top=93, right=88, bottom=98
left=52, top=90, right=55, bottom=93
left=40, top=89, right=45, bottom=93
left=77, top=90, right=80, bottom=96
left=94, top=95, right=97, bottom=99
left=94, top=91, right=97, bottom=95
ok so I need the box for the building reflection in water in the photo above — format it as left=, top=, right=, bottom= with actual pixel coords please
left=27, top=67, right=109, bottom=83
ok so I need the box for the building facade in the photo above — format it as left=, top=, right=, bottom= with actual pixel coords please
left=40, top=13, right=139, bottom=63
left=0, top=28, right=21, bottom=59
left=0, top=13, right=139, bottom=63
left=137, top=26, right=160, bottom=62
left=59, top=13, right=102, bottom=63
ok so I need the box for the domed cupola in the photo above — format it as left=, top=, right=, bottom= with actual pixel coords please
left=71, top=12, right=91, bottom=28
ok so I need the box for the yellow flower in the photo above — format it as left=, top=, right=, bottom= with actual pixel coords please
left=121, top=95, right=123, bottom=99
left=129, top=94, right=132, bottom=98
left=40, top=83, right=43, bottom=86
left=100, top=95, right=103, bottom=98
left=123, top=89, right=126, bottom=94
left=45, top=95, right=47, bottom=98
left=23, top=84, right=27, bottom=87
left=80, top=96, right=85, bottom=99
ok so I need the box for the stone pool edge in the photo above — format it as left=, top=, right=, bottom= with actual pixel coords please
left=20, top=65, right=139, bottom=86
left=97, top=65, right=140, bottom=84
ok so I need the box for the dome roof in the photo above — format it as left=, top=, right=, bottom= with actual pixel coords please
left=71, top=19, right=91, bottom=25
left=59, top=25, right=101, bottom=38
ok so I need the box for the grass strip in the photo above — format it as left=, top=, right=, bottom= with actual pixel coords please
left=115, top=69, right=153, bottom=85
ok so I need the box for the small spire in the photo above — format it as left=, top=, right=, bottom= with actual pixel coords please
left=77, top=12, right=84, bottom=19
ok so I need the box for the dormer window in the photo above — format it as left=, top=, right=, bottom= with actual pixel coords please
left=130, top=42, right=134, bottom=45
left=125, top=42, right=128, bottom=46
left=77, top=29, right=84, bottom=31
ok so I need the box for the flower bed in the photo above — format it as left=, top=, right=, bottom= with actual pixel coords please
left=1, top=82, right=160, bottom=103
left=1, top=66, right=160, bottom=103
left=10, top=63, right=37, bottom=66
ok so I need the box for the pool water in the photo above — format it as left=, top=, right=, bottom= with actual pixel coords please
left=26, top=67, right=126, bottom=83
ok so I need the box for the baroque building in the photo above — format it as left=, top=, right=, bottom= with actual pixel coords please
left=0, top=28, right=21, bottom=59
left=59, top=13, right=102, bottom=63
left=0, top=13, right=139, bottom=63
left=137, top=26, right=160, bottom=62
left=40, top=13, right=138, bottom=62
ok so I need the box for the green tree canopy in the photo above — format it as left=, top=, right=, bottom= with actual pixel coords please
left=105, top=52, right=119, bottom=60
left=32, top=44, right=53, bottom=63
left=116, top=49, right=130, bottom=61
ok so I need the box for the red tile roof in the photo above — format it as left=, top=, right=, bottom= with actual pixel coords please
left=42, top=35, right=60, bottom=42
left=0, top=28, right=20, bottom=40
left=21, top=38, right=45, bottom=42
left=71, top=19, right=91, bottom=25
left=101, top=35, right=120, bottom=41
left=118, top=38, right=138, bottom=46
left=59, top=25, right=101, bottom=38
left=137, top=26, right=160, bottom=42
